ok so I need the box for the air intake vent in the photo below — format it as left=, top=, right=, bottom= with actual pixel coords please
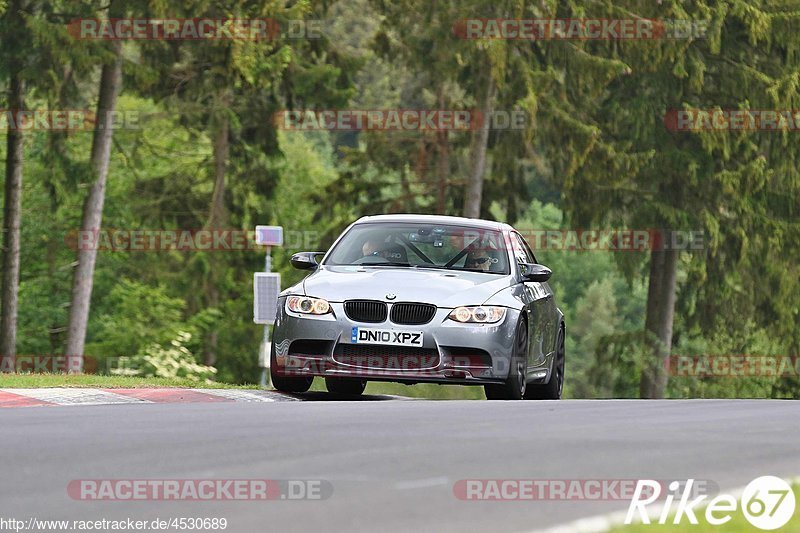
left=390, top=302, right=436, bottom=325
left=288, top=340, right=333, bottom=358
left=344, top=300, right=388, bottom=323
left=333, top=344, right=440, bottom=370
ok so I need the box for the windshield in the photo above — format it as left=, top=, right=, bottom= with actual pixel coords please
left=324, top=222, right=510, bottom=275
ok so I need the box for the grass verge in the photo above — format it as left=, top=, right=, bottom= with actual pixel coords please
left=0, top=373, right=258, bottom=389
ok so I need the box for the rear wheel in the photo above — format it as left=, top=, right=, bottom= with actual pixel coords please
left=325, top=378, right=367, bottom=396
left=485, top=319, right=528, bottom=400
left=525, top=326, right=564, bottom=400
left=270, top=343, right=313, bottom=393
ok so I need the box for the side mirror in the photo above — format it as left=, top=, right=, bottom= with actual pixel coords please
left=522, top=263, right=552, bottom=282
left=290, top=251, right=324, bottom=270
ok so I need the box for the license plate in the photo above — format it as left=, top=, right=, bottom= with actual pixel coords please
left=351, top=327, right=423, bottom=347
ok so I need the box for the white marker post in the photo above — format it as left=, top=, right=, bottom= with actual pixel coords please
left=253, top=226, right=283, bottom=388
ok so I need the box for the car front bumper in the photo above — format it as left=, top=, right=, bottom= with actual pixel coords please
left=271, top=298, right=520, bottom=385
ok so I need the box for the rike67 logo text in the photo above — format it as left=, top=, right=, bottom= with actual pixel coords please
left=626, top=476, right=796, bottom=530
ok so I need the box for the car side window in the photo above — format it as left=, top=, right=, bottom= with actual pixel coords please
left=510, top=232, right=529, bottom=271
left=519, top=234, right=537, bottom=264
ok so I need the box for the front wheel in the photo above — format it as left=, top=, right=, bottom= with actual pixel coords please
left=270, top=343, right=313, bottom=393
left=485, top=319, right=528, bottom=400
left=525, top=326, right=564, bottom=400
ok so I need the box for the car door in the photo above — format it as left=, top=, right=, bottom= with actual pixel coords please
left=510, top=232, right=547, bottom=369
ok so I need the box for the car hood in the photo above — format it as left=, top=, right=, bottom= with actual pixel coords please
left=296, top=266, right=511, bottom=308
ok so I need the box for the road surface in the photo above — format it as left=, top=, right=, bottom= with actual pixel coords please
left=1, top=399, right=798, bottom=532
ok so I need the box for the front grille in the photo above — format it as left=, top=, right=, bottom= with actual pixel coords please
left=390, top=302, right=437, bottom=325
left=344, top=300, right=387, bottom=323
left=333, top=344, right=440, bottom=370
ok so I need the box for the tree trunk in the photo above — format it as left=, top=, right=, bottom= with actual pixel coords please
left=436, top=129, right=449, bottom=214
left=463, top=75, right=495, bottom=218
left=203, top=113, right=229, bottom=367
left=640, top=246, right=678, bottom=398
left=47, top=65, right=74, bottom=353
left=399, top=166, right=411, bottom=211
left=209, top=117, right=229, bottom=231
left=0, top=73, right=25, bottom=368
left=434, top=88, right=449, bottom=214
left=64, top=41, right=123, bottom=372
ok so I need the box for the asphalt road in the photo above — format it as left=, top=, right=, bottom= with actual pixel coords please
left=1, top=399, right=799, bottom=533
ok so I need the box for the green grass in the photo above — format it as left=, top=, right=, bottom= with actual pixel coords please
left=0, top=373, right=259, bottom=389
left=609, top=485, right=800, bottom=533
left=309, top=378, right=487, bottom=399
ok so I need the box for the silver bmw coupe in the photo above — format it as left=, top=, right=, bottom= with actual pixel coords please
left=270, top=214, right=565, bottom=400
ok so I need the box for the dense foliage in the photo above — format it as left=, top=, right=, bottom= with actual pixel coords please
left=1, top=0, right=797, bottom=397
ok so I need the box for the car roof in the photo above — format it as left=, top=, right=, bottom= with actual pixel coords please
left=354, top=214, right=513, bottom=232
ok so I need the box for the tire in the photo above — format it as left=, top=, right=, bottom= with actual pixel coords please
left=270, top=342, right=313, bottom=393
left=325, top=377, right=367, bottom=396
left=525, top=325, right=564, bottom=400
left=485, top=319, right=528, bottom=400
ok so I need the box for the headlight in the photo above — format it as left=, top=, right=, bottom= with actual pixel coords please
left=287, top=296, right=331, bottom=315
left=448, top=306, right=506, bottom=324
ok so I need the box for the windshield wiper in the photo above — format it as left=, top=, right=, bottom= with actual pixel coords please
left=412, top=264, right=450, bottom=270
left=449, top=266, right=503, bottom=274
left=357, top=261, right=413, bottom=267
